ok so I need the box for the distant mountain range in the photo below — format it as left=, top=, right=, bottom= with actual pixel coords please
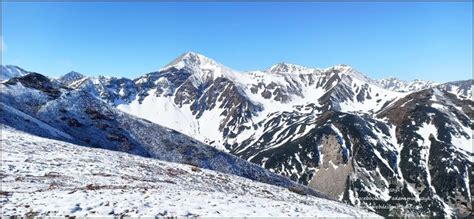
left=1, top=52, right=472, bottom=217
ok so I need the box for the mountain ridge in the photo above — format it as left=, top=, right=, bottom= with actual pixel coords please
left=1, top=51, right=446, bottom=87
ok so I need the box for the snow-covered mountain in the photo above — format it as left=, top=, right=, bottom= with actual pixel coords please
left=57, top=71, right=85, bottom=86
left=266, top=62, right=319, bottom=74
left=377, top=77, right=438, bottom=92
left=1, top=65, right=28, bottom=81
left=77, top=52, right=403, bottom=151
left=0, top=72, right=332, bottom=200
left=1, top=127, right=378, bottom=217
left=1, top=52, right=472, bottom=217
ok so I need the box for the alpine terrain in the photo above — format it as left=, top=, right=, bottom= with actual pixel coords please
left=1, top=52, right=472, bottom=217
left=1, top=126, right=378, bottom=217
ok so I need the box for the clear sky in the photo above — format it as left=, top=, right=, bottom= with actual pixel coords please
left=1, top=2, right=472, bottom=82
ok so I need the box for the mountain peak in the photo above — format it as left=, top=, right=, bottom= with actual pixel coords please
left=377, top=77, right=437, bottom=92
left=179, top=51, right=208, bottom=62
left=64, top=71, right=84, bottom=77
left=162, top=51, right=218, bottom=71
left=266, top=63, right=359, bottom=75
left=330, top=64, right=354, bottom=73
left=182, top=51, right=203, bottom=57
left=266, top=62, right=316, bottom=74
left=382, top=76, right=402, bottom=81
left=58, top=71, right=85, bottom=86
left=159, top=52, right=241, bottom=86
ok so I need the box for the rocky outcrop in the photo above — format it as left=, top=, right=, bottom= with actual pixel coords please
left=309, top=135, right=353, bottom=198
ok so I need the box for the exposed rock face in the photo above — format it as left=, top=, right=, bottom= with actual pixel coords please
left=5, top=73, right=65, bottom=99
left=309, top=135, right=354, bottom=198
left=373, top=87, right=472, bottom=217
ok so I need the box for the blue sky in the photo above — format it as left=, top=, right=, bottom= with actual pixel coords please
left=1, top=2, right=472, bottom=82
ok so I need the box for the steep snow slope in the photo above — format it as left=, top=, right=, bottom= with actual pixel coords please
left=0, top=127, right=379, bottom=217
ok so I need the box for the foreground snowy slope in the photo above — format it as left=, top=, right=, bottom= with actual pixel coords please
left=0, top=127, right=378, bottom=217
